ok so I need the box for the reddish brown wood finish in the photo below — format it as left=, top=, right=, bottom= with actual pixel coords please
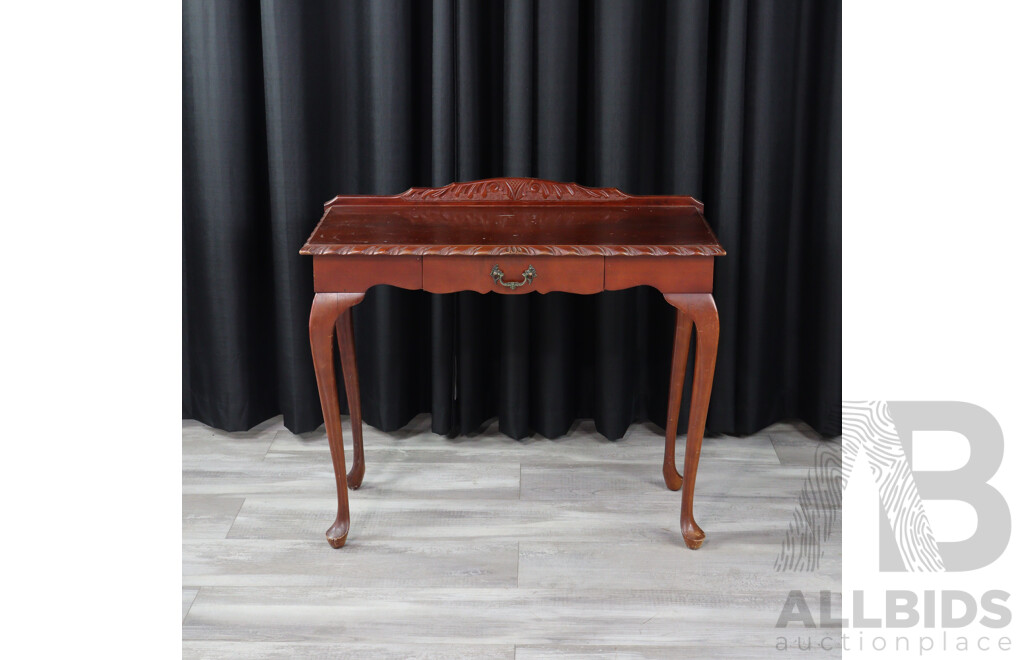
left=335, top=308, right=364, bottom=490
left=605, top=256, right=714, bottom=293
left=663, top=316, right=692, bottom=493
left=314, top=255, right=421, bottom=292
left=301, top=178, right=725, bottom=550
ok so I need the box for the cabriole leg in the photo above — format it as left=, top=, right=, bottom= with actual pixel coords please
left=664, top=293, right=720, bottom=549
left=309, top=292, right=365, bottom=548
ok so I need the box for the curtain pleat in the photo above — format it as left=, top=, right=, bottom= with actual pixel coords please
left=183, top=0, right=842, bottom=439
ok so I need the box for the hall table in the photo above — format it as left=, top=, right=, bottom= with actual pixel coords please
left=300, top=178, right=725, bottom=550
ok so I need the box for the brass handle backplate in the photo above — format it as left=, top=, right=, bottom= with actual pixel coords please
left=490, top=264, right=537, bottom=290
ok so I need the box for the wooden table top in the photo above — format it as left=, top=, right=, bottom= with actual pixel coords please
left=301, top=178, right=725, bottom=258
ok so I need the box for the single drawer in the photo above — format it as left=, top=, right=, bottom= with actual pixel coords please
left=423, top=255, right=604, bottom=295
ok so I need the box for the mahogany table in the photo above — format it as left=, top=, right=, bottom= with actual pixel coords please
left=300, top=178, right=725, bottom=550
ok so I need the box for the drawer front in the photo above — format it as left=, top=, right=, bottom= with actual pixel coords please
left=423, top=256, right=604, bottom=295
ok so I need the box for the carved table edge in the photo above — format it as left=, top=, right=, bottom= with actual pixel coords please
left=300, top=244, right=727, bottom=257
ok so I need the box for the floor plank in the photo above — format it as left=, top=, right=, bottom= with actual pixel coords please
left=517, top=540, right=839, bottom=590
left=184, top=538, right=519, bottom=588
left=183, top=586, right=837, bottom=649
left=182, top=641, right=515, bottom=659
left=184, top=460, right=519, bottom=499
left=514, top=645, right=812, bottom=659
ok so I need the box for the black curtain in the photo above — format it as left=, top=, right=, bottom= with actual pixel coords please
left=183, top=0, right=841, bottom=440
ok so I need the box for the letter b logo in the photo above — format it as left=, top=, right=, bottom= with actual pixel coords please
left=844, top=401, right=1011, bottom=572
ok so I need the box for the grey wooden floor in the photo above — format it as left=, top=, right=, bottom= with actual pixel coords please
left=183, top=415, right=841, bottom=659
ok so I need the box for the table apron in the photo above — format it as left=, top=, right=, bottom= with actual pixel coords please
left=314, top=255, right=714, bottom=295
left=604, top=256, right=714, bottom=293
left=313, top=255, right=422, bottom=292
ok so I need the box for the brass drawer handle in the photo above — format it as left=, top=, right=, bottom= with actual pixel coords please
left=490, top=264, right=537, bottom=290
